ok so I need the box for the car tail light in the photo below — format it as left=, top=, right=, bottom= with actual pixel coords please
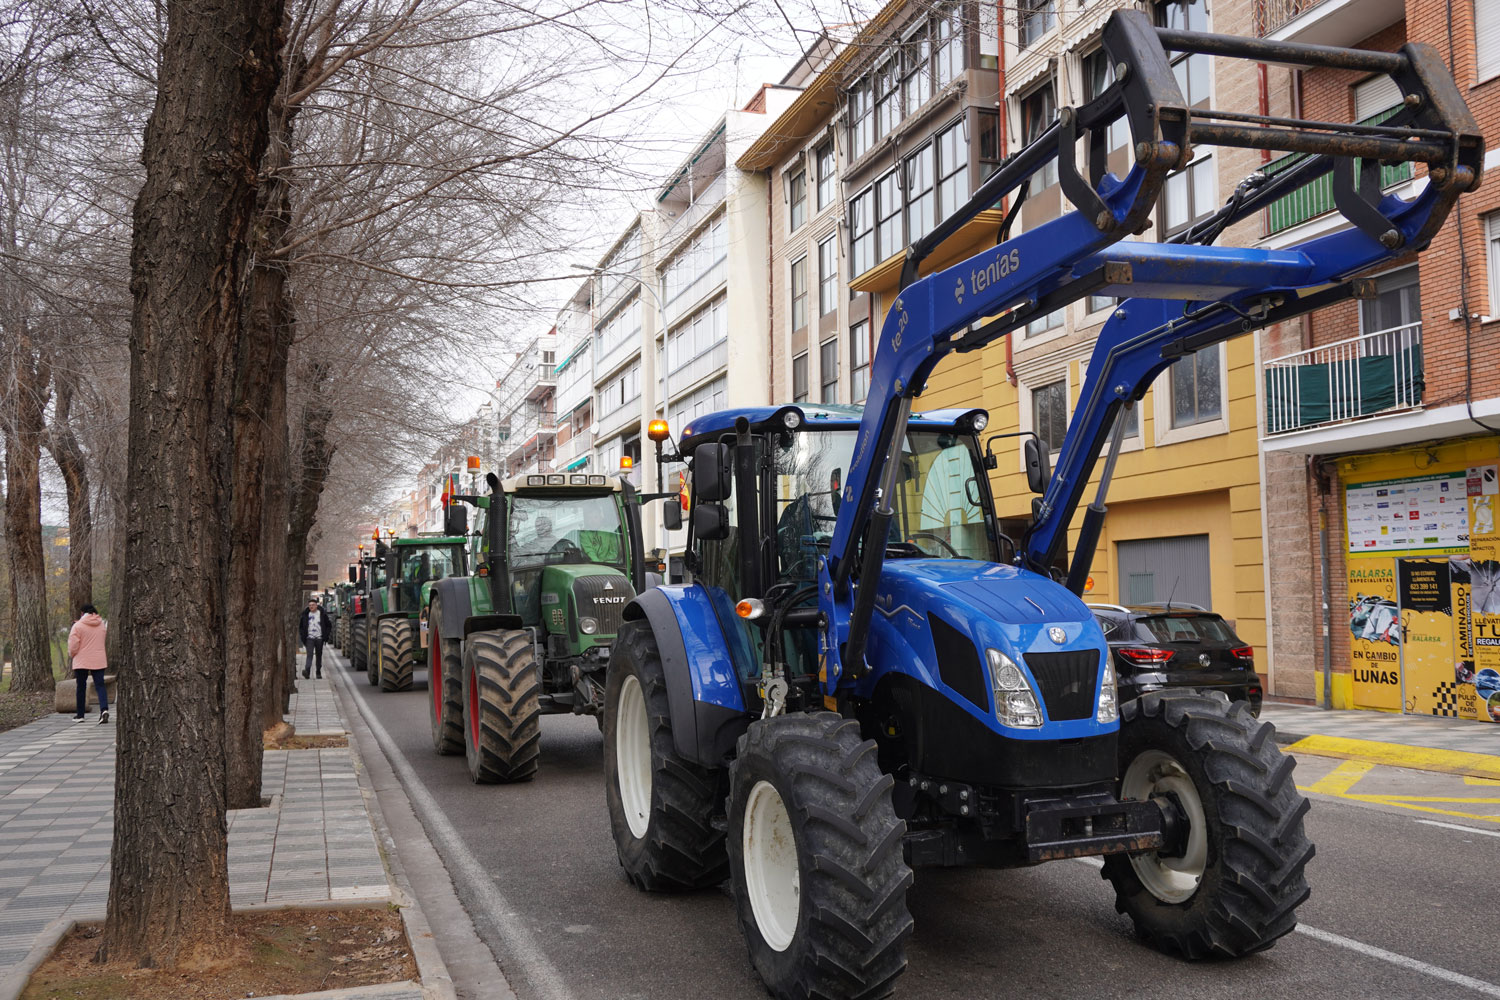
left=1117, top=647, right=1174, bottom=664
left=1231, top=646, right=1255, bottom=665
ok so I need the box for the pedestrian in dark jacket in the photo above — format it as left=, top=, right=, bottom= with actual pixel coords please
left=299, top=599, right=333, bottom=679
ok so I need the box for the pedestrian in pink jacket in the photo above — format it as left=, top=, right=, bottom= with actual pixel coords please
left=67, top=605, right=108, bottom=724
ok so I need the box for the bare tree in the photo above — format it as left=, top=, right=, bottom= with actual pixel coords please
left=103, top=0, right=285, bottom=968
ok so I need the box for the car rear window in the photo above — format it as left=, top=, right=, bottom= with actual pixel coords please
left=1092, top=614, right=1131, bottom=640
left=1135, top=614, right=1236, bottom=644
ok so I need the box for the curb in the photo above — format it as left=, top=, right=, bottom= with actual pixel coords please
left=328, top=669, right=459, bottom=1000
left=0, top=914, right=74, bottom=1000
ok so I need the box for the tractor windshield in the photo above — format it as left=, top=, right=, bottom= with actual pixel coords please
left=772, top=426, right=994, bottom=583
left=397, top=545, right=462, bottom=612
left=508, top=493, right=627, bottom=572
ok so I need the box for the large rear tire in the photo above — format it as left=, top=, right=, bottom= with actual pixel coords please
left=461, top=629, right=541, bottom=783
left=727, top=712, right=913, bottom=1000
left=351, top=619, right=368, bottom=672
left=604, top=619, right=727, bottom=891
left=428, top=598, right=464, bottom=755
left=379, top=619, right=416, bottom=692
left=1101, top=690, right=1313, bottom=959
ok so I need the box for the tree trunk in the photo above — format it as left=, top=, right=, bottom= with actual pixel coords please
left=104, top=0, right=285, bottom=970
left=44, top=369, right=94, bottom=616
left=3, top=335, right=53, bottom=693
left=278, top=370, right=335, bottom=724
left=224, top=85, right=300, bottom=810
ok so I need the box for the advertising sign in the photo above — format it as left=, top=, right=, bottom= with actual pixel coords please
left=1348, top=558, right=1402, bottom=710
left=1345, top=472, right=1471, bottom=555
left=1397, top=560, right=1458, bottom=717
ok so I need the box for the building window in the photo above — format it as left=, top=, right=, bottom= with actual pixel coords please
left=977, top=110, right=1002, bottom=181
left=541, top=350, right=555, bottom=366
left=1019, top=0, right=1056, bottom=50
left=820, top=339, right=839, bottom=403
left=1360, top=267, right=1421, bottom=355
left=1480, top=0, right=1500, bottom=83
left=818, top=236, right=838, bottom=316
left=937, top=119, right=968, bottom=222
left=875, top=56, right=900, bottom=141
left=1082, top=48, right=1131, bottom=152
left=850, top=320, right=870, bottom=402
left=788, top=169, right=807, bottom=232
left=790, top=255, right=808, bottom=332
left=1488, top=215, right=1500, bottom=318
left=1169, top=343, right=1221, bottom=428
left=848, top=78, right=873, bottom=162
left=1021, top=83, right=1058, bottom=189
left=1157, top=0, right=1210, bottom=105
left=902, top=23, right=932, bottom=114
left=815, top=142, right=836, bottom=211
left=1027, top=308, right=1063, bottom=338
left=1033, top=379, right=1068, bottom=454
left=935, top=3, right=963, bottom=87
left=793, top=352, right=809, bottom=402
left=850, top=187, right=875, bottom=276
left=906, top=144, right=936, bottom=242
left=877, top=169, right=902, bottom=262
left=1162, top=155, right=1213, bottom=235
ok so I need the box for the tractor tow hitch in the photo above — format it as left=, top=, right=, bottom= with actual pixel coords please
left=1022, top=793, right=1166, bottom=864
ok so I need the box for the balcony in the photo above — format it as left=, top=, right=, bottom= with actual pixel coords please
left=1263, top=107, right=1412, bottom=237
left=1264, top=322, right=1423, bottom=435
left=1257, top=0, right=1403, bottom=45
left=526, top=361, right=556, bottom=401
left=660, top=173, right=726, bottom=256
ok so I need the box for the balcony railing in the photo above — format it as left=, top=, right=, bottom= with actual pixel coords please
left=1263, top=106, right=1412, bottom=236
left=1257, top=0, right=1328, bottom=36
left=660, top=173, right=726, bottom=253
left=1264, top=322, right=1423, bottom=435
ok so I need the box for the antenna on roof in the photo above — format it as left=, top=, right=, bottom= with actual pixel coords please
left=1165, top=576, right=1181, bottom=612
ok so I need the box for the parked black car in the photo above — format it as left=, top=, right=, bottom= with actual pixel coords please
left=1087, top=603, right=1264, bottom=716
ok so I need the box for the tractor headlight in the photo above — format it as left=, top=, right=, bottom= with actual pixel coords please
left=1096, top=658, right=1119, bottom=724
left=986, top=648, right=1042, bottom=728
left=579, top=616, right=599, bottom=635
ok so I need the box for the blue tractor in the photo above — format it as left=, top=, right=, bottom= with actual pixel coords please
left=602, top=11, right=1482, bottom=999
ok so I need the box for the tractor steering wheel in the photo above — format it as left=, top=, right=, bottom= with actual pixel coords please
left=907, top=532, right=963, bottom=558
left=547, top=537, right=585, bottom=563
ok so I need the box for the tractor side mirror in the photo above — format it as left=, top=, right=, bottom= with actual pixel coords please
left=662, top=500, right=683, bottom=532
left=693, top=443, right=732, bottom=502
left=444, top=504, right=468, bottom=537
left=347, top=565, right=356, bottom=584
left=1024, top=437, right=1051, bottom=495
left=693, top=503, right=730, bottom=541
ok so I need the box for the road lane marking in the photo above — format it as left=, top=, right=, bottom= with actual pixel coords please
left=343, top=675, right=577, bottom=1000
left=1465, top=776, right=1500, bottom=786
left=1073, top=857, right=1500, bottom=995
left=1305, top=760, right=1374, bottom=796
left=1287, top=735, right=1500, bottom=780
left=1294, top=924, right=1500, bottom=998
left=1416, top=819, right=1500, bottom=839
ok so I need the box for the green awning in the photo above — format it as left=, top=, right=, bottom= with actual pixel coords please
left=562, top=455, right=590, bottom=472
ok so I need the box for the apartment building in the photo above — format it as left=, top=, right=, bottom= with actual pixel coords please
left=552, top=283, right=595, bottom=477
left=495, top=330, right=561, bottom=479
left=1255, top=0, right=1500, bottom=723
left=739, top=4, right=1002, bottom=408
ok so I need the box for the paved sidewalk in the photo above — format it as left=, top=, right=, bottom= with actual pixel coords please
left=1262, top=701, right=1500, bottom=754
left=0, top=678, right=431, bottom=1000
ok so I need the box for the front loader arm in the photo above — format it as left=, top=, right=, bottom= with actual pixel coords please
left=815, top=10, right=1481, bottom=693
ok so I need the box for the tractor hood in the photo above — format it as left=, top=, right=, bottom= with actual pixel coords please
left=540, top=563, right=634, bottom=645
left=875, top=559, right=1100, bottom=642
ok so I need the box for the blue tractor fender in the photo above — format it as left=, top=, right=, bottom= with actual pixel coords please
left=623, top=586, right=748, bottom=769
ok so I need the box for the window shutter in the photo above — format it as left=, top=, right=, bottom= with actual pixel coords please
left=1487, top=213, right=1500, bottom=316
left=1479, top=0, right=1500, bottom=82
left=1353, top=74, right=1402, bottom=121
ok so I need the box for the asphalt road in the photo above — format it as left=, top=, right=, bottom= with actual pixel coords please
left=333, top=651, right=1500, bottom=1000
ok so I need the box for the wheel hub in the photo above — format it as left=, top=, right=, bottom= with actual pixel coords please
left=616, top=674, right=652, bottom=839
left=742, top=780, right=800, bottom=952
left=1122, top=749, right=1207, bottom=904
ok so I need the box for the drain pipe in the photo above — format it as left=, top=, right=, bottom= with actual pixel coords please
left=1316, top=464, right=1334, bottom=710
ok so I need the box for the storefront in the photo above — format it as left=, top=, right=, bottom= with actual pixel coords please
left=1341, top=439, right=1500, bottom=723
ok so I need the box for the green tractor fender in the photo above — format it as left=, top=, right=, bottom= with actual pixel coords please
left=427, top=576, right=503, bottom=643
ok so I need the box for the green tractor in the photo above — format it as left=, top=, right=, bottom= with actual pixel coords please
left=369, top=533, right=467, bottom=691
left=424, top=470, right=671, bottom=783
left=347, top=545, right=386, bottom=675
left=331, top=578, right=355, bottom=652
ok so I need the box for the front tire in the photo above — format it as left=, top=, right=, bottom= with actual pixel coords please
left=727, top=712, right=912, bottom=1000
left=428, top=599, right=464, bottom=755
left=1102, top=690, right=1313, bottom=959
left=462, top=629, right=541, bottom=783
left=604, top=619, right=727, bottom=891
left=379, top=619, right=416, bottom=692
left=351, top=619, right=368, bottom=673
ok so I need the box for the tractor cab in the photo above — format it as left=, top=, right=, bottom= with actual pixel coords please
left=385, top=537, right=466, bottom=615
left=488, top=473, right=638, bottom=656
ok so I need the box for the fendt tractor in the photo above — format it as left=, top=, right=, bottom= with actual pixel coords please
left=425, top=468, right=671, bottom=783
left=347, top=543, right=385, bottom=676
left=600, top=12, right=1480, bottom=1000
left=368, top=531, right=469, bottom=692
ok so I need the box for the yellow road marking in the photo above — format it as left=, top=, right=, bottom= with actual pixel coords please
left=1287, top=734, right=1500, bottom=780
left=1306, top=760, right=1374, bottom=796
left=1465, top=776, right=1500, bottom=786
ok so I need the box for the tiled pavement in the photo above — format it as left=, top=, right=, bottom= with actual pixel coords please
left=1262, top=700, right=1500, bottom=754
left=0, top=677, right=425, bottom=1000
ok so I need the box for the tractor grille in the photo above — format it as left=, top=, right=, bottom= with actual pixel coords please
left=1023, top=650, right=1100, bottom=722
left=572, top=573, right=634, bottom=636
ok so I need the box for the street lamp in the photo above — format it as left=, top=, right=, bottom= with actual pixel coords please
left=569, top=261, right=677, bottom=550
